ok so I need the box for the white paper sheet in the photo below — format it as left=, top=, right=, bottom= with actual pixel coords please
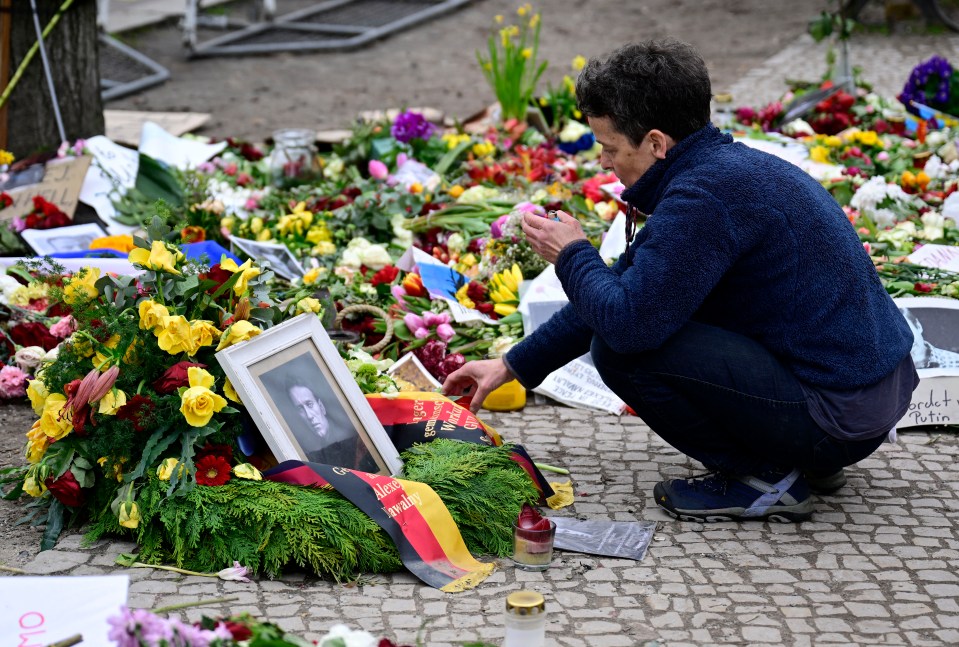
left=1, top=575, right=129, bottom=647
left=79, top=135, right=141, bottom=235
left=534, top=357, right=626, bottom=415
left=138, top=121, right=226, bottom=170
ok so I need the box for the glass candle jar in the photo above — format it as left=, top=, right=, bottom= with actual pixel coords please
left=503, top=590, right=546, bottom=647
left=512, top=518, right=556, bottom=571
left=270, top=128, right=320, bottom=187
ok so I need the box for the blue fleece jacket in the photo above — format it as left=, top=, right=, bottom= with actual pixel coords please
left=506, top=124, right=913, bottom=390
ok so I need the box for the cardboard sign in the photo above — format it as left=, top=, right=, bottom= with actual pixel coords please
left=899, top=376, right=959, bottom=427
left=1, top=575, right=129, bottom=647
left=104, top=109, right=211, bottom=147
left=0, top=156, right=92, bottom=222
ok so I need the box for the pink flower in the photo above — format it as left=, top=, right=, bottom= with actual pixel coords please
left=876, top=151, right=890, bottom=162
left=396, top=153, right=409, bottom=167
left=422, top=311, right=449, bottom=327
left=391, top=284, right=407, bottom=308
left=436, top=323, right=455, bottom=341
left=50, top=315, right=77, bottom=339
left=223, top=163, right=238, bottom=176
left=414, top=328, right=430, bottom=339
left=10, top=217, right=25, bottom=233
left=197, top=161, right=216, bottom=174
left=515, top=201, right=545, bottom=216
left=0, top=365, right=28, bottom=398
left=368, top=160, right=389, bottom=180
left=244, top=197, right=260, bottom=210
left=490, top=214, right=510, bottom=239
left=404, top=313, right=425, bottom=332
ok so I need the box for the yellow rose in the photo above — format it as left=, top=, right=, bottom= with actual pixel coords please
left=223, top=377, right=241, bottom=403
left=26, top=379, right=49, bottom=416
left=215, top=320, right=261, bottom=351
left=180, top=378, right=228, bottom=428
left=156, top=457, right=187, bottom=481
left=40, top=394, right=72, bottom=441
left=138, top=300, right=170, bottom=333
left=98, top=389, right=127, bottom=415
left=296, top=297, right=323, bottom=315
left=63, top=267, right=101, bottom=304
left=233, top=463, right=262, bottom=480
left=23, top=466, right=48, bottom=497
left=25, top=420, right=50, bottom=463
left=190, top=320, right=221, bottom=349
left=129, top=240, right=182, bottom=275
left=156, top=315, right=197, bottom=356
left=220, top=257, right=261, bottom=296
left=118, top=501, right=140, bottom=529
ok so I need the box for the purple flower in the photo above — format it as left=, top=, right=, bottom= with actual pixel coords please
left=490, top=214, right=510, bottom=239
left=391, top=111, right=436, bottom=143
left=107, top=607, right=172, bottom=647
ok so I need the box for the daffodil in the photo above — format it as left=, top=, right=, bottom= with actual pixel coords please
left=128, top=241, right=182, bottom=275
left=572, top=55, right=586, bottom=71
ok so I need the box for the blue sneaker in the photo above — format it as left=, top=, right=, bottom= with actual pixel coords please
left=653, top=468, right=813, bottom=522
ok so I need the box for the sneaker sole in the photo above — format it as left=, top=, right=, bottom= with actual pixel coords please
left=805, top=470, right=847, bottom=495
left=653, top=485, right=814, bottom=523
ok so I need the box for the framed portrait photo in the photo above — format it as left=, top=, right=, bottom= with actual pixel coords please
left=230, top=236, right=305, bottom=281
left=22, top=222, right=108, bottom=255
left=216, top=313, right=403, bottom=475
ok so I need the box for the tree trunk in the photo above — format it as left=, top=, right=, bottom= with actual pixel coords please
left=7, top=0, right=103, bottom=158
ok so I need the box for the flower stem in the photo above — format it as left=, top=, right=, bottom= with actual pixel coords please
left=131, top=561, right=213, bottom=578
left=0, top=564, right=27, bottom=574
left=152, top=597, right=239, bottom=614
left=534, top=462, right=570, bottom=475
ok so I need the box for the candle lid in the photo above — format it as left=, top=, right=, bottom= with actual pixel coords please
left=506, top=590, right=545, bottom=615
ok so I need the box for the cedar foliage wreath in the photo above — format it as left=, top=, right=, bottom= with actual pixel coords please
left=85, top=440, right=540, bottom=579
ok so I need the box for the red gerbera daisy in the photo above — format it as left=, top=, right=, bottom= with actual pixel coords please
left=195, top=454, right=232, bottom=486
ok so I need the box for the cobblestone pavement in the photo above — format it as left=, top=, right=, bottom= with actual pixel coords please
left=17, top=402, right=959, bottom=646
left=11, top=25, right=959, bottom=647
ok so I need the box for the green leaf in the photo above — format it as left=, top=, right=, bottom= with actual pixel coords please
left=136, top=154, right=185, bottom=207
left=115, top=552, right=138, bottom=567
left=124, top=423, right=175, bottom=482
left=146, top=214, right=173, bottom=242
left=40, top=500, right=65, bottom=551
left=433, top=139, right=473, bottom=176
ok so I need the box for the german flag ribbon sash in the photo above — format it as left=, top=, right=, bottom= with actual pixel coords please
left=265, top=461, right=494, bottom=591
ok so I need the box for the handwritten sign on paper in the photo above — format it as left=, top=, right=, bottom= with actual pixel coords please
left=907, top=244, right=959, bottom=272
left=0, top=156, right=92, bottom=222
left=1, top=575, right=129, bottom=647
left=534, top=358, right=626, bottom=415
left=898, top=379, right=959, bottom=428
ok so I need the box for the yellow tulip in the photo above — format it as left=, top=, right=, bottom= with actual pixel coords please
left=40, top=394, right=72, bottom=441
left=233, top=463, right=262, bottom=480
left=156, top=315, right=197, bottom=356
left=190, top=320, right=222, bottom=349
left=494, top=303, right=518, bottom=316
left=63, top=267, right=101, bottom=304
left=128, top=241, right=182, bottom=275
left=138, top=300, right=170, bottom=333
left=23, top=467, right=47, bottom=497
left=216, top=320, right=262, bottom=351
left=118, top=501, right=140, bottom=529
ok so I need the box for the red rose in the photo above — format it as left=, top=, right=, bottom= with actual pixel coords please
left=223, top=621, right=252, bottom=641
left=44, top=471, right=85, bottom=507
left=153, top=361, right=206, bottom=395
left=466, top=281, right=487, bottom=303
left=0, top=192, right=11, bottom=209
left=116, top=394, right=156, bottom=432
left=195, top=454, right=232, bottom=486
left=200, top=264, right=233, bottom=294
left=9, top=321, right=59, bottom=351
left=914, top=282, right=935, bottom=293
left=370, top=265, right=399, bottom=287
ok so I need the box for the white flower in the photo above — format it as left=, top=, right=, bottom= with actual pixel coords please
left=446, top=233, right=466, bottom=256
left=340, top=247, right=363, bottom=269
left=14, top=346, right=46, bottom=372
left=0, top=274, right=20, bottom=305
left=490, top=335, right=517, bottom=358
left=559, top=119, right=592, bottom=143
left=921, top=210, right=946, bottom=241
left=781, top=119, right=815, bottom=137
left=324, top=155, right=345, bottom=179
left=871, top=208, right=898, bottom=228
left=42, top=346, right=60, bottom=364
left=457, top=185, right=500, bottom=204
left=347, top=237, right=372, bottom=251
left=318, top=624, right=378, bottom=647
left=877, top=221, right=917, bottom=250
left=215, top=560, right=250, bottom=582
left=391, top=213, right=413, bottom=248
left=850, top=176, right=913, bottom=214
left=359, top=244, right=392, bottom=270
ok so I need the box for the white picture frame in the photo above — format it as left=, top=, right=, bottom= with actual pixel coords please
left=21, top=223, right=108, bottom=255
left=216, top=313, right=402, bottom=475
left=230, top=236, right=305, bottom=281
